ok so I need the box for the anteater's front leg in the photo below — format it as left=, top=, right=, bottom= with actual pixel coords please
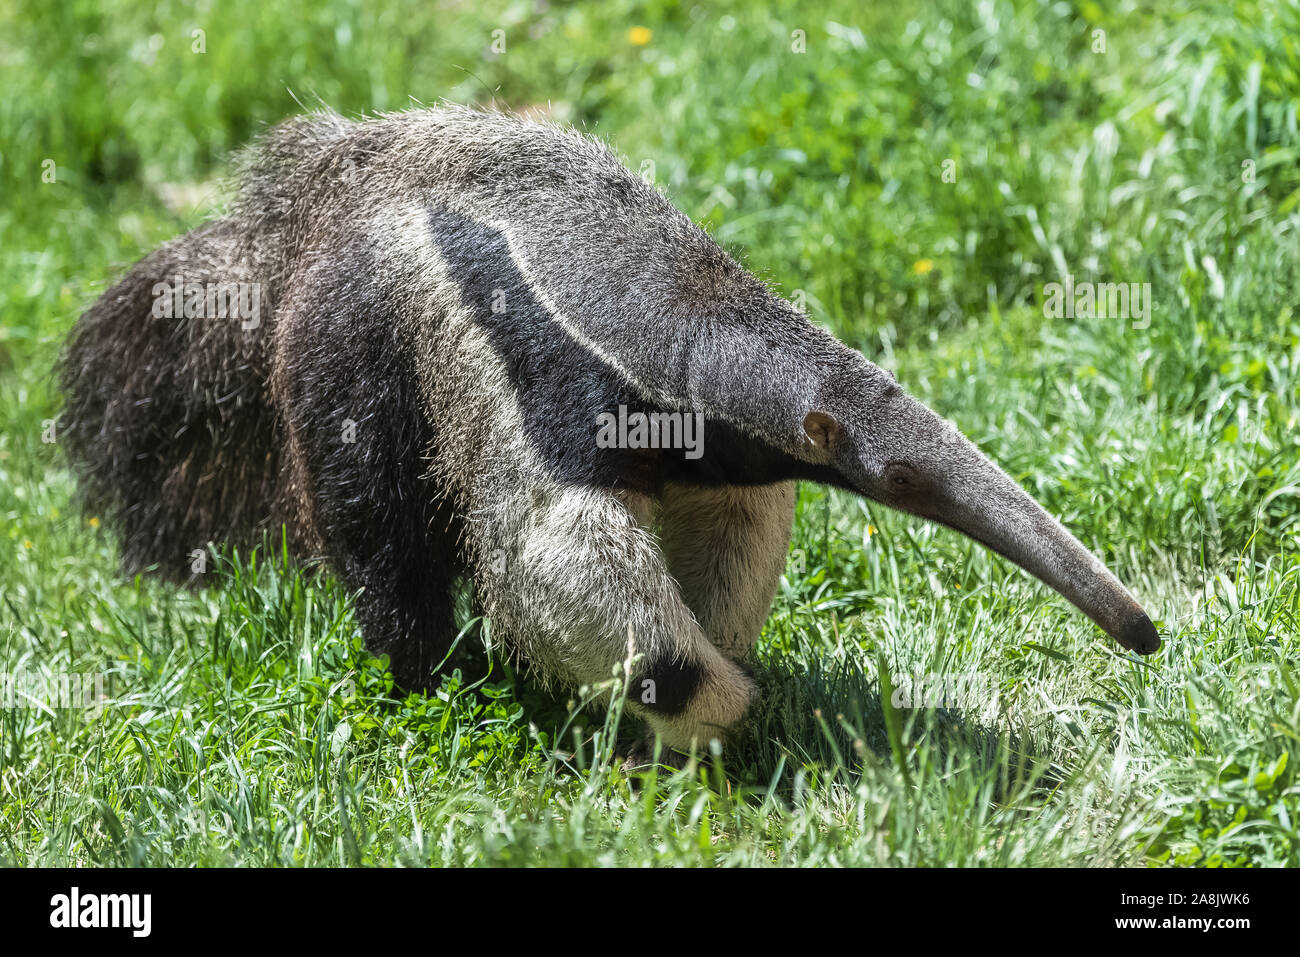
left=477, top=484, right=755, bottom=757
left=659, top=481, right=797, bottom=661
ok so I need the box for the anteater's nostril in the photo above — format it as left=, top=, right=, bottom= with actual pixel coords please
left=1121, top=612, right=1161, bottom=656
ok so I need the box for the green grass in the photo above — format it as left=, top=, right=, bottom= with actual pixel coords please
left=2, top=0, right=1298, bottom=866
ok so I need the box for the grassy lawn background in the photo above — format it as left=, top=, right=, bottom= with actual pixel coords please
left=1, top=0, right=1298, bottom=865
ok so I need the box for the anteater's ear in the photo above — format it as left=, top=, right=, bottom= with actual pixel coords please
left=803, top=410, right=841, bottom=452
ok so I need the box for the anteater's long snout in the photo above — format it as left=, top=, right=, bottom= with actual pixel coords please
left=926, top=441, right=1161, bottom=655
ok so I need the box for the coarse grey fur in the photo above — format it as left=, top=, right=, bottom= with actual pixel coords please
left=59, top=105, right=1161, bottom=759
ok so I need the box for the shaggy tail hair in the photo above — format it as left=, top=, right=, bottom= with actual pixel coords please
left=58, top=115, right=357, bottom=579
left=58, top=217, right=288, bottom=579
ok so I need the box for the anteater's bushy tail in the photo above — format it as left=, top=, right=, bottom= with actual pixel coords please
left=58, top=111, right=365, bottom=580
left=59, top=218, right=287, bottom=579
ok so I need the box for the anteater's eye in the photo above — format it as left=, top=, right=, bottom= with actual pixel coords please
left=884, top=462, right=917, bottom=490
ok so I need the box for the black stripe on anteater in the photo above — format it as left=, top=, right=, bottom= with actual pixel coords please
left=632, top=655, right=705, bottom=716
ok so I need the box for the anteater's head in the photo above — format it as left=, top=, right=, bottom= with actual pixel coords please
left=802, top=364, right=1160, bottom=655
